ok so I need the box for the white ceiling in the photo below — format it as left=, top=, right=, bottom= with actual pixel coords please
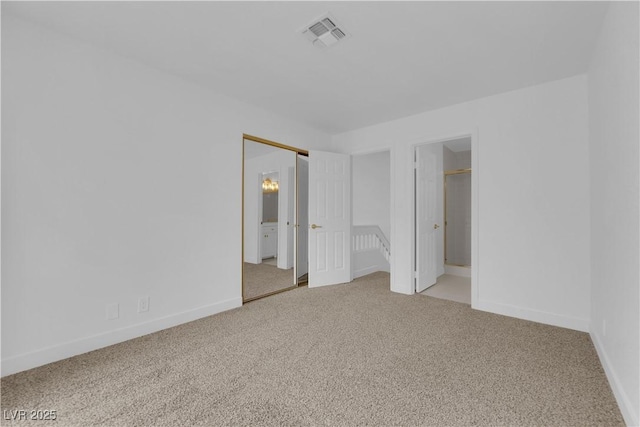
left=3, top=1, right=609, bottom=134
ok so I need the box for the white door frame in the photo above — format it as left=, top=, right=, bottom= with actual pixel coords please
left=411, top=130, right=479, bottom=307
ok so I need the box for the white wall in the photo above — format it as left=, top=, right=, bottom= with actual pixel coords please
left=443, top=146, right=457, bottom=172
left=1, top=15, right=331, bottom=376
left=333, top=75, right=591, bottom=332
left=443, top=148, right=472, bottom=266
left=443, top=146, right=471, bottom=171
left=446, top=172, right=471, bottom=266
left=455, top=150, right=471, bottom=169
left=352, top=151, right=391, bottom=240
left=587, top=2, right=639, bottom=425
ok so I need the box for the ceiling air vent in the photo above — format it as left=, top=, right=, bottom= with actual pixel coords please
left=300, top=14, right=350, bottom=48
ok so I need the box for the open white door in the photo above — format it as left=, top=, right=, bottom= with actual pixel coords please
left=308, top=151, right=351, bottom=287
left=416, top=144, right=442, bottom=292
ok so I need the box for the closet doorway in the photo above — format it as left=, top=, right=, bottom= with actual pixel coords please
left=242, top=135, right=308, bottom=302
left=415, top=136, right=473, bottom=305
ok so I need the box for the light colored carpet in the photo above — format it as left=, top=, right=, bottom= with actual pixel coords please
left=421, top=274, right=471, bottom=304
left=1, top=272, right=624, bottom=426
left=243, top=262, right=294, bottom=301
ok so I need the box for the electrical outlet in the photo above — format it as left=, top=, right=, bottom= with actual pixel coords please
left=138, top=296, right=150, bottom=313
left=106, top=303, right=119, bottom=320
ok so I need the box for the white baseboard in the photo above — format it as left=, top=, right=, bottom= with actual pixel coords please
left=474, top=299, right=589, bottom=332
left=590, top=330, right=638, bottom=427
left=1, top=297, right=242, bottom=377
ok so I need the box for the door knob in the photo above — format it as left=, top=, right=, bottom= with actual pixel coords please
left=311, top=224, right=322, bottom=229
left=433, top=224, right=440, bottom=229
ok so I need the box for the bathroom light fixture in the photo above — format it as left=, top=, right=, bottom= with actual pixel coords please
left=262, top=178, right=279, bottom=193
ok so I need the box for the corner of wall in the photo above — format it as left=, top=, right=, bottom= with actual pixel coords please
left=587, top=2, right=640, bottom=425
left=590, top=328, right=639, bottom=426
